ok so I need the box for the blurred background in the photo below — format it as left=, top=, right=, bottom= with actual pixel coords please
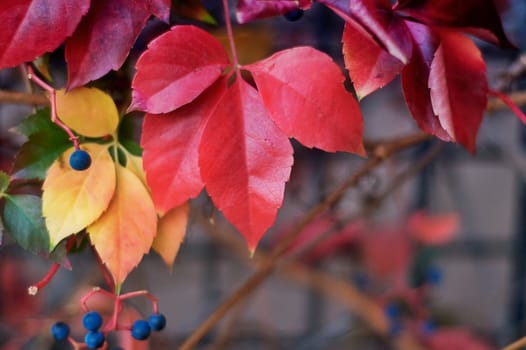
left=1, top=1, right=526, bottom=349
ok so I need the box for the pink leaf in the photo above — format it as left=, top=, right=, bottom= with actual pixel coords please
left=130, top=25, right=230, bottom=114
left=321, top=0, right=410, bottom=64
left=428, top=31, right=487, bottom=152
left=427, top=329, right=492, bottom=350
left=246, top=47, right=365, bottom=155
left=199, top=78, right=294, bottom=252
left=395, top=0, right=514, bottom=48
left=141, top=79, right=227, bottom=214
left=407, top=210, right=459, bottom=245
left=65, top=0, right=152, bottom=89
left=0, top=0, right=90, bottom=69
left=342, top=15, right=412, bottom=99
left=401, top=21, right=451, bottom=141
left=148, top=0, right=171, bottom=22
left=236, top=0, right=311, bottom=23
left=362, top=229, right=412, bottom=278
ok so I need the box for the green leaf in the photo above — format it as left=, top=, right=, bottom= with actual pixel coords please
left=3, top=194, right=50, bottom=254
left=0, top=171, right=10, bottom=194
left=12, top=128, right=71, bottom=180
left=13, top=108, right=62, bottom=137
left=118, top=115, right=143, bottom=156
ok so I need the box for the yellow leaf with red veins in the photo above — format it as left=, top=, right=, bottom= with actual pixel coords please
left=43, top=143, right=116, bottom=250
left=56, top=87, right=119, bottom=137
left=88, top=165, right=157, bottom=286
left=152, top=203, right=189, bottom=270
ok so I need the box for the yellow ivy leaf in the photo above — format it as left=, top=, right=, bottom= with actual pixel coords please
left=152, top=203, right=189, bottom=271
left=88, top=165, right=157, bottom=287
left=56, top=87, right=119, bottom=137
left=43, top=144, right=116, bottom=249
left=124, top=151, right=146, bottom=186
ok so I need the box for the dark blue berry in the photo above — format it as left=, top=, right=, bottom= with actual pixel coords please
left=426, top=266, right=443, bottom=286
left=83, top=311, right=103, bottom=331
left=284, top=9, right=304, bottom=21
left=131, top=319, right=151, bottom=340
left=50, top=321, right=70, bottom=341
left=422, top=319, right=435, bottom=334
left=148, top=313, right=166, bottom=331
left=84, top=330, right=105, bottom=349
left=384, top=303, right=399, bottom=319
left=69, top=149, right=91, bottom=171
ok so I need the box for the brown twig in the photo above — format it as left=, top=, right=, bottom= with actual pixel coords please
left=501, top=335, right=526, bottom=350
left=178, top=132, right=435, bottom=350
left=0, top=89, right=48, bottom=106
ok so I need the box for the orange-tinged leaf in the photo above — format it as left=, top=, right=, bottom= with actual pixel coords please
left=56, top=87, right=119, bottom=138
left=88, top=166, right=157, bottom=286
left=152, top=203, right=189, bottom=270
left=408, top=210, right=459, bottom=245
left=124, top=151, right=146, bottom=186
left=43, top=144, right=116, bottom=249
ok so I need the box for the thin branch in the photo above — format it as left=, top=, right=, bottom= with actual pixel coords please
left=178, top=132, right=436, bottom=350
left=0, top=89, right=48, bottom=106
left=502, top=335, right=526, bottom=350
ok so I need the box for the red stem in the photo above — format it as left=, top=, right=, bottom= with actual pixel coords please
left=26, top=65, right=80, bottom=149
left=222, top=0, right=241, bottom=77
left=488, top=89, right=526, bottom=124
left=91, top=245, right=116, bottom=293
left=28, top=263, right=60, bottom=296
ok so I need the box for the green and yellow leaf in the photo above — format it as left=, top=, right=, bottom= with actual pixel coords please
left=56, top=87, right=119, bottom=137
left=43, top=143, right=116, bottom=249
left=152, top=203, right=189, bottom=270
left=88, top=165, right=157, bottom=287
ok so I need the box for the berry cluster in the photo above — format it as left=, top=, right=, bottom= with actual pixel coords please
left=131, top=313, right=166, bottom=341
left=83, top=311, right=105, bottom=349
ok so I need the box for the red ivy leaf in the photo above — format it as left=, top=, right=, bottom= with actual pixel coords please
left=428, top=31, right=487, bottom=152
left=246, top=46, right=365, bottom=154
left=401, top=21, right=451, bottom=141
left=342, top=15, right=412, bottom=99
left=236, top=0, right=311, bottom=23
left=148, top=0, right=171, bottom=23
left=141, top=80, right=227, bottom=214
left=0, top=0, right=90, bottom=69
left=130, top=25, right=230, bottom=114
left=199, top=78, right=294, bottom=251
left=320, top=0, right=410, bottom=64
left=395, top=0, right=514, bottom=48
left=65, top=0, right=153, bottom=89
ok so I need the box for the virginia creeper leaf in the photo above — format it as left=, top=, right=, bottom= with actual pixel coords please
left=247, top=47, right=365, bottom=154
left=320, top=0, right=409, bottom=64
left=428, top=31, right=487, bottom=152
left=141, top=79, right=226, bottom=213
left=130, top=25, right=230, bottom=114
left=401, top=21, right=451, bottom=141
left=408, top=210, right=459, bottom=245
left=56, top=87, right=119, bottom=138
left=342, top=15, right=412, bottom=99
left=152, top=203, right=189, bottom=270
left=0, top=171, right=9, bottom=194
left=3, top=194, right=49, bottom=254
left=199, top=78, right=294, bottom=252
left=88, top=165, right=157, bottom=286
left=12, top=109, right=71, bottom=180
left=123, top=150, right=147, bottom=186
left=0, top=0, right=91, bottom=69
left=148, top=0, right=171, bottom=23
left=236, top=0, right=311, bottom=23
left=65, top=0, right=153, bottom=89
left=395, top=0, right=514, bottom=48
left=43, top=144, right=116, bottom=249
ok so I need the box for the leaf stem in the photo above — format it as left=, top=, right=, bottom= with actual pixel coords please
left=488, top=89, right=526, bottom=124
left=222, top=0, right=241, bottom=75
left=26, top=65, right=80, bottom=150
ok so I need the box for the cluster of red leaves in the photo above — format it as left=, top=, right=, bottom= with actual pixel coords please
left=131, top=26, right=365, bottom=251
left=238, top=0, right=515, bottom=152
left=0, top=0, right=170, bottom=88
